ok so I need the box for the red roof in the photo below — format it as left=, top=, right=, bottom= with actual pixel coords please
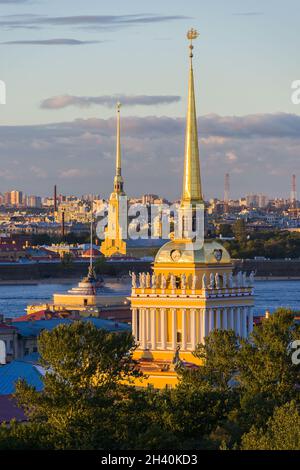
left=0, top=323, right=17, bottom=330
left=14, top=310, right=53, bottom=322
left=14, top=310, right=71, bottom=322
left=82, top=248, right=101, bottom=258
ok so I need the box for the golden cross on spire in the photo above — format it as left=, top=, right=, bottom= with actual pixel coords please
left=187, top=28, right=199, bottom=58
left=187, top=28, right=199, bottom=41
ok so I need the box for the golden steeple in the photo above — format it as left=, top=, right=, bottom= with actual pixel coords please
left=114, top=102, right=124, bottom=194
left=181, top=28, right=202, bottom=204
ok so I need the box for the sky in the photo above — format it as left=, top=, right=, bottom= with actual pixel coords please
left=0, top=0, right=300, bottom=199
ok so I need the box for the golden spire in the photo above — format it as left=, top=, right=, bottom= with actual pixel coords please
left=181, top=28, right=202, bottom=204
left=114, top=102, right=124, bottom=194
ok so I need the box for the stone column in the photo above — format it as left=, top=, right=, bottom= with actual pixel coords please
left=191, top=309, right=196, bottom=350
left=160, top=308, right=166, bottom=349
left=209, top=308, right=214, bottom=333
left=236, top=307, right=241, bottom=337
left=229, top=307, right=234, bottom=330
left=147, top=308, right=151, bottom=344
left=223, top=308, right=228, bottom=330
left=200, top=309, right=205, bottom=344
left=150, top=308, right=156, bottom=350
left=241, top=307, right=247, bottom=338
left=204, top=309, right=210, bottom=340
left=132, top=308, right=138, bottom=341
left=141, top=309, right=147, bottom=349
left=138, top=309, right=143, bottom=347
left=172, top=308, right=177, bottom=350
left=216, top=308, right=221, bottom=329
left=248, top=306, right=254, bottom=335
left=181, top=309, right=187, bottom=350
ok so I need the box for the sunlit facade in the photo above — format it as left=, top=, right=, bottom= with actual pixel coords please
left=129, top=30, right=255, bottom=388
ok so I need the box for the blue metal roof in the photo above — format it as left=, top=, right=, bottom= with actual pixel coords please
left=11, top=317, right=131, bottom=337
left=21, top=352, right=40, bottom=363
left=0, top=359, right=43, bottom=395
left=0, top=319, right=131, bottom=395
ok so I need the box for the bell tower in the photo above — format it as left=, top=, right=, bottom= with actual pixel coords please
left=100, top=103, right=127, bottom=257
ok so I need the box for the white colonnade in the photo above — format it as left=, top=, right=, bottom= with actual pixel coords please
left=132, top=305, right=254, bottom=351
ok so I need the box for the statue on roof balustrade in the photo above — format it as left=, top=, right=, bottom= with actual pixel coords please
left=181, top=273, right=187, bottom=289
left=130, top=271, right=137, bottom=288
left=192, top=274, right=197, bottom=290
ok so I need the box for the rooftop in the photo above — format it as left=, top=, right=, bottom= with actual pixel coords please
left=10, top=317, right=131, bottom=338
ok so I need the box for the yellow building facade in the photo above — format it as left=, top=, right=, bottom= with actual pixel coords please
left=129, top=30, right=255, bottom=388
left=100, top=103, right=127, bottom=257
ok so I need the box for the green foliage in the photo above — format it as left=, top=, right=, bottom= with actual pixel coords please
left=159, top=385, right=231, bottom=449
left=237, top=308, right=300, bottom=429
left=6, top=322, right=144, bottom=450
left=223, top=229, right=300, bottom=259
left=0, top=421, right=53, bottom=450
left=241, top=401, right=300, bottom=450
left=232, top=219, right=247, bottom=244
left=60, top=252, right=73, bottom=266
left=192, top=329, right=239, bottom=392
left=0, top=310, right=299, bottom=450
left=94, top=257, right=117, bottom=275
left=31, top=232, right=90, bottom=246
left=217, top=224, right=233, bottom=238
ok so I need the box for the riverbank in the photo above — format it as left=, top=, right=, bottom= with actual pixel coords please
left=0, top=275, right=128, bottom=286
left=0, top=259, right=300, bottom=281
left=0, top=260, right=150, bottom=281
left=255, top=276, right=300, bottom=281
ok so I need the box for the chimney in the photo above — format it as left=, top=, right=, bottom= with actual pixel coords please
left=54, top=185, right=57, bottom=213
left=62, top=210, right=65, bottom=239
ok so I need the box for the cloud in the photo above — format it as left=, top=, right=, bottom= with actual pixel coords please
left=226, top=151, right=238, bottom=162
left=59, top=168, right=83, bottom=179
left=0, top=0, right=29, bottom=3
left=199, top=113, right=300, bottom=139
left=0, top=113, right=300, bottom=199
left=1, top=38, right=101, bottom=45
left=41, top=94, right=181, bottom=109
left=0, top=14, right=189, bottom=31
left=233, top=12, right=264, bottom=16
left=30, top=165, right=47, bottom=178
left=0, top=169, right=14, bottom=179
left=59, top=168, right=93, bottom=179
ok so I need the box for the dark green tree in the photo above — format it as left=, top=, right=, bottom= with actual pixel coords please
left=237, top=309, right=300, bottom=429
left=6, top=322, right=143, bottom=449
left=217, top=224, right=233, bottom=238
left=232, top=219, right=247, bottom=244
left=241, top=401, right=300, bottom=450
left=163, top=330, right=241, bottom=449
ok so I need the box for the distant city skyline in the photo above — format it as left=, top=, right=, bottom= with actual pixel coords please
left=0, top=187, right=296, bottom=205
left=0, top=0, right=300, bottom=198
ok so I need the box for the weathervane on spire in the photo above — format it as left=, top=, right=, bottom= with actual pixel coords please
left=187, top=28, right=199, bottom=58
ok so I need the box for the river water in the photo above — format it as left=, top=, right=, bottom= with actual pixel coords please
left=0, top=280, right=299, bottom=319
